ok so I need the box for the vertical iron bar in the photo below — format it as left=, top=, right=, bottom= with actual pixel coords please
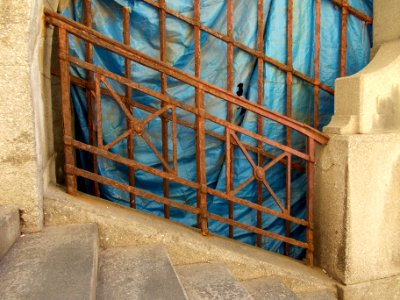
left=123, top=7, right=136, bottom=208
left=227, top=0, right=234, bottom=239
left=226, top=128, right=231, bottom=199
left=286, top=0, right=293, bottom=134
left=284, top=0, right=294, bottom=254
left=196, top=90, right=208, bottom=235
left=194, top=0, right=208, bottom=235
left=227, top=0, right=234, bottom=95
left=84, top=0, right=100, bottom=196
left=194, top=0, right=201, bottom=80
left=59, top=28, right=77, bottom=195
left=96, top=76, right=103, bottom=149
left=306, top=138, right=315, bottom=267
left=314, top=0, right=321, bottom=129
left=172, top=107, right=178, bottom=172
left=285, top=154, right=292, bottom=256
left=159, top=0, right=170, bottom=219
left=256, top=0, right=264, bottom=247
left=340, top=0, right=348, bottom=77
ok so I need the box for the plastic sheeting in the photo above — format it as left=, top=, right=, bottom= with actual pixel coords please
left=59, top=0, right=373, bottom=258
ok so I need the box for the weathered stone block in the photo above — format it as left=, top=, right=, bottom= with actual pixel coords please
left=97, top=245, right=187, bottom=300
left=315, top=133, right=400, bottom=285
left=176, top=263, right=252, bottom=300
left=338, top=275, right=400, bottom=300
left=0, top=224, right=98, bottom=300
left=243, top=276, right=299, bottom=300
left=0, top=22, right=30, bottom=66
left=0, top=206, right=20, bottom=259
left=0, top=1, right=31, bottom=24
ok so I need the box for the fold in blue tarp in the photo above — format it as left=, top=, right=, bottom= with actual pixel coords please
left=59, top=0, right=372, bottom=258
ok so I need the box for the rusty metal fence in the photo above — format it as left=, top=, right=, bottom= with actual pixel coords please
left=45, top=0, right=371, bottom=265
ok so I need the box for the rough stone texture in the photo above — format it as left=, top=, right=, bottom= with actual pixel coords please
left=325, top=0, right=400, bottom=135
left=325, top=40, right=400, bottom=134
left=175, top=263, right=252, bottom=300
left=97, top=245, right=187, bottom=300
left=0, top=206, right=20, bottom=259
left=0, top=0, right=45, bottom=232
left=0, top=223, right=98, bottom=300
left=242, top=276, right=299, bottom=300
left=44, top=184, right=337, bottom=295
left=338, top=275, right=400, bottom=300
left=315, top=133, right=400, bottom=285
left=296, top=290, right=337, bottom=300
left=40, top=0, right=61, bottom=191
left=314, top=0, right=400, bottom=296
left=0, top=0, right=61, bottom=231
left=373, top=0, right=400, bottom=52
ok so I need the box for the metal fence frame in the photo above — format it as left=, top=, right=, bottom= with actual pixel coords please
left=45, top=0, right=371, bottom=266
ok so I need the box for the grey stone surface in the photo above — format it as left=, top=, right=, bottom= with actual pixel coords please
left=338, top=275, right=400, bottom=300
left=0, top=223, right=98, bottom=300
left=296, top=290, right=337, bottom=300
left=0, top=206, right=20, bottom=259
left=97, top=245, right=188, bottom=300
left=45, top=184, right=337, bottom=295
left=175, top=263, right=253, bottom=300
left=316, top=133, right=400, bottom=285
left=243, top=276, right=299, bottom=300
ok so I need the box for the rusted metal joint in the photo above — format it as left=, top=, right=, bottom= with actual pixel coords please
left=161, top=111, right=169, bottom=119
left=58, top=49, right=68, bottom=61
left=254, top=166, right=265, bottom=182
left=287, top=65, right=294, bottom=74
left=63, top=136, right=73, bottom=145
left=198, top=107, right=206, bottom=118
left=200, top=184, right=207, bottom=194
left=65, top=164, right=75, bottom=173
left=130, top=120, right=145, bottom=136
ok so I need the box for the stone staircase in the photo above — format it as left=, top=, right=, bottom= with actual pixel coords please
left=0, top=206, right=337, bottom=300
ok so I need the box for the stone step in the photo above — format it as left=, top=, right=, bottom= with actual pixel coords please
left=175, top=262, right=253, bottom=300
left=0, top=206, right=20, bottom=260
left=97, top=245, right=188, bottom=300
left=296, top=290, right=338, bottom=300
left=0, top=223, right=98, bottom=300
left=242, top=276, right=299, bottom=300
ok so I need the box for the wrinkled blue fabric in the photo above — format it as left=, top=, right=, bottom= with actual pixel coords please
left=59, top=0, right=372, bottom=258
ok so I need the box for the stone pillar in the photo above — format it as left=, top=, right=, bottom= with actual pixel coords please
left=0, top=1, right=46, bottom=232
left=373, top=0, right=400, bottom=53
left=315, top=1, right=400, bottom=299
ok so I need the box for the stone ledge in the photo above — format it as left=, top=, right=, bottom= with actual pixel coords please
left=315, top=132, right=400, bottom=285
left=44, top=183, right=337, bottom=295
left=338, top=275, right=400, bottom=300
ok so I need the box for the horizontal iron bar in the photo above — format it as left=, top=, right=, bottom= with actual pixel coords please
left=58, top=70, right=305, bottom=171
left=70, top=138, right=307, bottom=226
left=205, top=112, right=310, bottom=161
left=72, top=163, right=306, bottom=248
left=70, top=139, right=200, bottom=190
left=207, top=187, right=308, bottom=226
left=44, top=9, right=329, bottom=145
left=207, top=212, right=308, bottom=249
left=140, top=0, right=337, bottom=95
left=68, top=165, right=200, bottom=215
left=330, top=0, right=373, bottom=24
left=67, top=56, right=312, bottom=161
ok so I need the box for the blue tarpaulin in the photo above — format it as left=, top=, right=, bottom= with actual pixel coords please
left=59, top=0, right=372, bottom=258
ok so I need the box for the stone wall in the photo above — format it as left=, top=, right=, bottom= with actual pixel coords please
left=0, top=0, right=44, bottom=232
left=0, top=0, right=60, bottom=232
left=315, top=0, right=400, bottom=298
